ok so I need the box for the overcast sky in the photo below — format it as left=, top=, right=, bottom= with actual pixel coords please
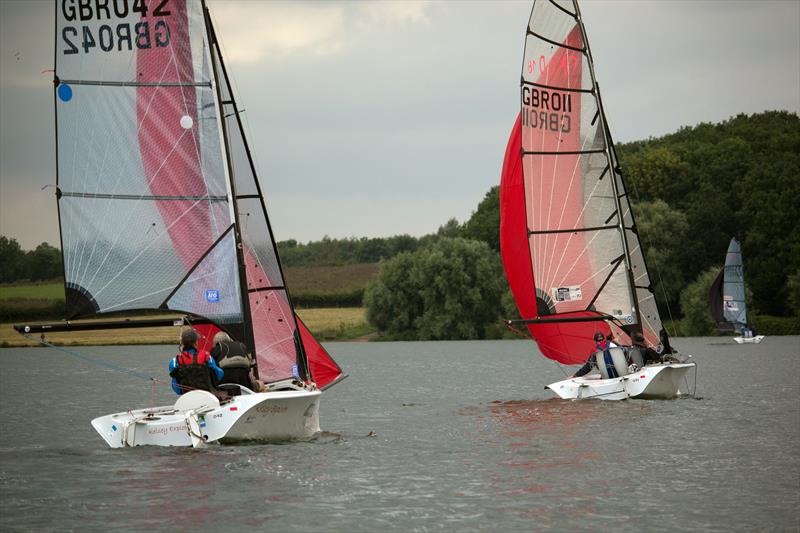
left=1, top=0, right=798, bottom=250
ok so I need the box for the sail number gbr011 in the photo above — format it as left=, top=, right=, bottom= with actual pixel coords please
left=60, top=0, right=172, bottom=55
left=521, top=87, right=573, bottom=133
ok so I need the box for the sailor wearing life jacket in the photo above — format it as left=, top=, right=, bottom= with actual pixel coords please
left=169, top=328, right=224, bottom=395
left=210, top=331, right=266, bottom=392
left=571, top=331, right=619, bottom=378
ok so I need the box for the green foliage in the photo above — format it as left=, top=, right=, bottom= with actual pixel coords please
left=462, top=186, right=500, bottom=252
left=632, top=199, right=689, bottom=308
left=0, top=237, right=26, bottom=283
left=0, top=237, right=62, bottom=283
left=678, top=267, right=720, bottom=336
left=619, top=111, right=800, bottom=317
left=751, top=314, right=800, bottom=336
left=291, top=289, right=364, bottom=308
left=365, top=238, right=504, bottom=340
left=787, top=270, right=800, bottom=317
left=277, top=234, right=422, bottom=266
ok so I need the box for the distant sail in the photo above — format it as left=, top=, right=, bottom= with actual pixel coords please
left=709, top=237, right=747, bottom=332
left=500, top=0, right=665, bottom=365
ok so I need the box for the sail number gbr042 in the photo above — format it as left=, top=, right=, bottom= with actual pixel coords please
left=521, top=87, right=573, bottom=133
left=60, top=0, right=172, bottom=55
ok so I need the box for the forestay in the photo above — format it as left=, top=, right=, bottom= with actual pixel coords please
left=500, top=0, right=665, bottom=365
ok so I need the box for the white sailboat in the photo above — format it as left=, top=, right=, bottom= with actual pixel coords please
left=499, top=0, right=695, bottom=400
left=16, top=0, right=344, bottom=447
left=709, top=237, right=765, bottom=344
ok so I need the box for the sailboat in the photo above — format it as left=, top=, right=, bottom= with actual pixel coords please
left=14, top=0, right=344, bottom=447
left=709, top=237, right=765, bottom=344
left=499, top=0, right=695, bottom=400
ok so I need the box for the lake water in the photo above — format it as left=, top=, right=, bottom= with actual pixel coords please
left=1, top=337, right=798, bottom=532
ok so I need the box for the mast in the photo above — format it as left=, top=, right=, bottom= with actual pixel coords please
left=202, top=5, right=310, bottom=381
left=202, top=3, right=257, bottom=359
left=573, top=0, right=642, bottom=334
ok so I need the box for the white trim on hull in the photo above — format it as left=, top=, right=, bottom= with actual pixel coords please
left=733, top=335, right=765, bottom=344
left=91, top=388, right=321, bottom=448
left=545, top=363, right=695, bottom=400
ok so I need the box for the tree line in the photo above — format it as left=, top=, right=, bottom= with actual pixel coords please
left=0, top=237, right=62, bottom=283
left=4, top=111, right=798, bottom=337
left=364, top=111, right=800, bottom=338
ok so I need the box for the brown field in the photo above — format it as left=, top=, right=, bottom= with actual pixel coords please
left=1, top=308, right=370, bottom=347
left=283, top=263, right=380, bottom=293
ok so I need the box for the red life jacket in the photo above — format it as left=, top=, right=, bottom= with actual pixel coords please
left=175, top=349, right=211, bottom=367
left=170, top=349, right=214, bottom=393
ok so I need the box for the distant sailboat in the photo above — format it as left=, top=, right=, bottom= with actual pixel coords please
left=15, top=0, right=344, bottom=447
left=500, top=0, right=695, bottom=399
left=709, top=237, right=765, bottom=344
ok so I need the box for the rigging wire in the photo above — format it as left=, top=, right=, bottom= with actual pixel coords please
left=21, top=333, right=200, bottom=395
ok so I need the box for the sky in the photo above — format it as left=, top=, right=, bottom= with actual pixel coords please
left=1, top=0, right=798, bottom=250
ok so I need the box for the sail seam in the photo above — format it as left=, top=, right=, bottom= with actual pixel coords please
left=526, top=30, right=585, bottom=53
left=528, top=225, right=617, bottom=235
left=59, top=79, right=211, bottom=88
left=523, top=149, right=604, bottom=155
left=247, top=286, right=286, bottom=293
left=60, top=192, right=228, bottom=201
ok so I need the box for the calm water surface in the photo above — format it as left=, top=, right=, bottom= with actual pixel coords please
left=1, top=337, right=798, bottom=532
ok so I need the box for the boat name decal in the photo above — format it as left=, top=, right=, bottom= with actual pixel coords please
left=60, top=0, right=172, bottom=56
left=521, top=87, right=572, bottom=133
left=147, top=423, right=185, bottom=436
left=255, top=404, right=289, bottom=414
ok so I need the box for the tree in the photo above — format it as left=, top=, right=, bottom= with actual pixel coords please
left=0, top=236, right=25, bottom=282
left=364, top=238, right=504, bottom=339
left=679, top=267, right=721, bottom=336
left=786, top=270, right=800, bottom=317
left=632, top=199, right=689, bottom=310
left=436, top=218, right=462, bottom=238
left=24, top=243, right=63, bottom=281
left=462, top=186, right=500, bottom=252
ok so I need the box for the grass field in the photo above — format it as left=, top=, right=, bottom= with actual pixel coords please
left=0, top=281, right=64, bottom=300
left=0, top=308, right=373, bottom=347
left=283, top=263, right=379, bottom=293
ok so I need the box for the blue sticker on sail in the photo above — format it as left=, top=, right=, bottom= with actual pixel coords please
left=205, top=290, right=219, bottom=303
left=57, top=83, right=73, bottom=102
left=111, top=424, right=117, bottom=432
left=292, top=364, right=299, bottom=379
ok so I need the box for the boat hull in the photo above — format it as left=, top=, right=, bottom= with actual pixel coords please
left=733, top=335, right=765, bottom=344
left=545, top=363, right=695, bottom=400
left=91, top=389, right=321, bottom=448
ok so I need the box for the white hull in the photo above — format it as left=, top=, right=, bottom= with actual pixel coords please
left=91, top=387, right=321, bottom=448
left=733, top=335, right=765, bottom=344
left=546, top=363, right=695, bottom=401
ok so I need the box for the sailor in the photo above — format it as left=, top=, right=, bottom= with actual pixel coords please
left=630, top=331, right=661, bottom=365
left=571, top=331, right=618, bottom=378
left=210, top=332, right=267, bottom=393
left=169, top=328, right=223, bottom=395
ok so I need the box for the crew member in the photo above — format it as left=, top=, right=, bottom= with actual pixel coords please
left=169, top=328, right=223, bottom=395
